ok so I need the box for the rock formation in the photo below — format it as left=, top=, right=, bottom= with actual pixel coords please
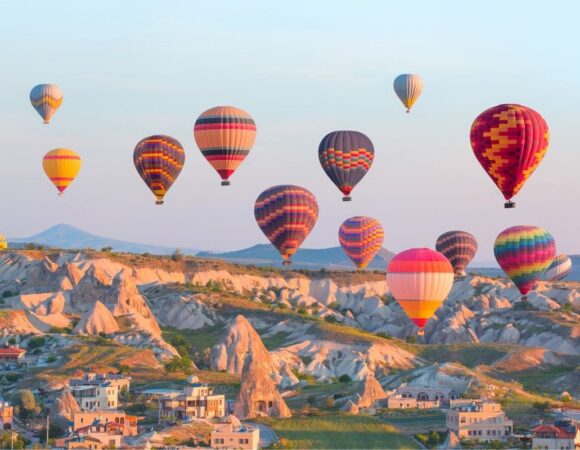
left=50, top=389, right=81, bottom=427
left=357, top=372, right=387, bottom=408
left=234, top=354, right=291, bottom=419
left=74, top=300, right=119, bottom=335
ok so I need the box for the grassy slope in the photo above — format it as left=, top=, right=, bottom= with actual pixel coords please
left=261, top=415, right=421, bottom=449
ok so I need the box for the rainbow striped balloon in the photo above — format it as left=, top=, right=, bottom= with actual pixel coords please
left=318, top=131, right=374, bottom=201
left=387, top=248, right=454, bottom=331
left=494, top=226, right=556, bottom=298
left=133, top=135, right=185, bottom=205
left=42, top=149, right=82, bottom=195
left=254, top=185, right=318, bottom=265
left=194, top=106, right=256, bottom=186
left=435, top=231, right=478, bottom=277
left=339, top=216, right=384, bottom=269
left=543, top=254, right=572, bottom=282
left=30, top=84, right=63, bottom=124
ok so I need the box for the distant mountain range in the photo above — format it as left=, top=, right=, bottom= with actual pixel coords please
left=9, top=224, right=199, bottom=256
left=7, top=224, right=580, bottom=278
left=197, top=244, right=396, bottom=270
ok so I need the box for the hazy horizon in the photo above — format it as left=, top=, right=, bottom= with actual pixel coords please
left=2, top=1, right=579, bottom=262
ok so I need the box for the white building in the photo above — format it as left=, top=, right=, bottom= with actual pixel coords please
left=446, top=400, right=513, bottom=441
left=70, top=384, right=118, bottom=411
left=159, top=376, right=225, bottom=422
left=211, top=416, right=259, bottom=450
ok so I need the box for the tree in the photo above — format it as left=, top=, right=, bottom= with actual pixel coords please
left=406, top=335, right=417, bottom=344
left=17, top=389, right=41, bottom=420
left=39, top=424, right=64, bottom=442
left=324, top=315, right=338, bottom=324
left=0, top=431, right=27, bottom=449
left=338, top=374, right=352, bottom=383
left=532, top=401, right=551, bottom=414
left=172, top=249, right=184, bottom=261
left=101, top=246, right=113, bottom=252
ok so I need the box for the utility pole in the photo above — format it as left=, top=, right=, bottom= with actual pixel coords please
left=46, top=413, right=50, bottom=448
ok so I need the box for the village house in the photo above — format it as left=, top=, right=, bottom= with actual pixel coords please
left=159, top=376, right=226, bottom=422
left=0, top=399, right=13, bottom=430
left=386, top=395, right=439, bottom=410
left=0, top=346, right=26, bottom=370
left=446, top=400, right=513, bottom=441
left=532, top=419, right=580, bottom=450
left=55, top=435, right=104, bottom=450
left=70, top=383, right=118, bottom=411
left=211, top=416, right=260, bottom=450
left=69, top=372, right=131, bottom=393
left=72, top=411, right=141, bottom=436
left=385, top=385, right=461, bottom=410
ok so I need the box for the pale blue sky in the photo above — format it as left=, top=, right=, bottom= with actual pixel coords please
left=1, top=0, right=579, bottom=262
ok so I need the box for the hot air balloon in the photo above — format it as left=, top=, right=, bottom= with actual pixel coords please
left=42, top=149, right=81, bottom=195
left=30, top=84, right=63, bottom=124
left=435, top=231, right=478, bottom=277
left=254, top=185, right=318, bottom=265
left=0, top=235, right=7, bottom=251
left=494, top=226, right=555, bottom=301
left=393, top=74, right=423, bottom=113
left=194, top=106, right=256, bottom=186
left=318, top=131, right=374, bottom=201
left=387, top=248, right=454, bottom=334
left=133, top=135, right=185, bottom=205
left=338, top=216, right=384, bottom=270
left=470, top=104, right=549, bottom=208
left=543, top=254, right=572, bottom=282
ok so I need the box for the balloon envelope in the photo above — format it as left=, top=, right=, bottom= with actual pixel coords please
left=339, top=216, right=384, bottom=269
left=318, top=131, right=374, bottom=201
left=435, top=231, right=478, bottom=277
left=543, top=254, right=572, bottom=282
left=393, top=74, right=423, bottom=112
left=386, top=248, right=454, bottom=330
left=30, top=84, right=63, bottom=124
left=494, top=226, right=555, bottom=296
left=42, top=149, right=81, bottom=195
left=133, top=135, right=185, bottom=204
left=194, top=106, right=256, bottom=185
left=0, top=235, right=7, bottom=251
left=254, top=185, right=318, bottom=265
left=470, top=104, right=549, bottom=207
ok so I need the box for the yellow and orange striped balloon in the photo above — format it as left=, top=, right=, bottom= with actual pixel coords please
left=42, top=149, right=82, bottom=195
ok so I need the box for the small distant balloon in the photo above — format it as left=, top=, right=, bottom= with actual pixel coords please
left=435, top=231, right=478, bottom=277
left=194, top=106, right=256, bottom=186
left=494, top=225, right=555, bottom=300
left=543, top=254, right=572, bottom=282
left=387, top=248, right=454, bottom=333
left=470, top=104, right=549, bottom=208
left=30, top=84, right=63, bottom=124
left=133, top=135, right=185, bottom=205
left=254, top=185, right=318, bottom=265
left=42, top=148, right=82, bottom=195
left=0, top=235, right=7, bottom=251
left=339, top=216, right=384, bottom=270
left=318, top=131, right=374, bottom=201
left=393, top=74, right=423, bottom=113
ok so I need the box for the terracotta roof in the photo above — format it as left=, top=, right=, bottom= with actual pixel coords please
left=0, top=347, right=25, bottom=356
left=532, top=424, right=576, bottom=439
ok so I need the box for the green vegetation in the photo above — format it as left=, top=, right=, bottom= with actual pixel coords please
left=262, top=331, right=292, bottom=350
left=262, top=414, right=421, bottom=449
left=164, top=355, right=194, bottom=374
left=415, top=430, right=446, bottom=448
left=27, top=336, right=46, bottom=349
left=0, top=431, right=28, bottom=449
left=16, top=389, right=41, bottom=420
left=408, top=343, right=517, bottom=368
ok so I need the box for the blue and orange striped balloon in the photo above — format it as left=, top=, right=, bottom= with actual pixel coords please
left=30, top=84, right=63, bottom=124
left=543, top=254, right=572, bottom=282
left=339, top=216, right=384, bottom=269
left=133, top=135, right=185, bottom=205
left=254, top=185, right=318, bottom=265
left=318, top=131, right=374, bottom=201
left=494, top=226, right=556, bottom=299
left=194, top=106, right=256, bottom=186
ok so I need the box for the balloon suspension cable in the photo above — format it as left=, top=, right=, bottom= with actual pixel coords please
left=504, top=201, right=515, bottom=208
left=155, top=200, right=164, bottom=205
left=221, top=180, right=231, bottom=186
left=342, top=196, right=352, bottom=202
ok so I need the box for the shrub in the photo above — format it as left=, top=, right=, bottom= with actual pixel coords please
left=328, top=301, right=341, bottom=310
left=101, top=246, right=113, bottom=252
left=297, top=307, right=307, bottom=315
left=338, top=374, right=352, bottom=383
left=27, top=336, right=46, bottom=349
left=406, top=335, right=417, bottom=344
left=47, top=355, right=57, bottom=363
left=324, top=315, right=338, bottom=324
left=6, top=373, right=19, bottom=383
left=172, top=249, right=184, bottom=261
